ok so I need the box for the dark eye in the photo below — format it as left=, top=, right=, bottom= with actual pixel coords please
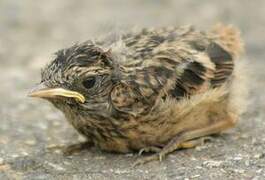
left=82, top=77, right=96, bottom=89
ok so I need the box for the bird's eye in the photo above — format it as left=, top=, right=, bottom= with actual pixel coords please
left=82, top=77, right=96, bottom=89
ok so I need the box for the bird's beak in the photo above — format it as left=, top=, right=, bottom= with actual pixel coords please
left=28, top=83, right=86, bottom=103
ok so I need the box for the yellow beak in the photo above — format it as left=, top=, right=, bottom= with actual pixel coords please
left=28, top=83, right=86, bottom=103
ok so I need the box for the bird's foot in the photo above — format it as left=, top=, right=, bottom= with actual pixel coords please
left=133, top=150, right=167, bottom=167
left=178, top=136, right=214, bottom=149
left=138, top=146, right=162, bottom=155
left=133, top=136, right=214, bottom=166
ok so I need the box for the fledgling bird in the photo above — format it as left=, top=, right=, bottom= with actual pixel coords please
left=29, top=24, right=245, bottom=165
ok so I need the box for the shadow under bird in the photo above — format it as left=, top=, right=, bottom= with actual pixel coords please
left=29, top=24, right=245, bottom=165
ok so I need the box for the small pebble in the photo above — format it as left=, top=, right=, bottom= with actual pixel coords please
left=233, top=156, right=242, bottom=161
left=52, top=121, right=61, bottom=127
left=256, top=169, right=263, bottom=174
left=95, top=156, right=106, bottom=160
left=220, top=168, right=227, bottom=173
left=21, top=151, right=29, bottom=156
left=11, top=154, right=19, bottom=158
left=46, top=144, right=62, bottom=149
left=190, top=157, right=197, bottom=161
left=125, top=153, right=134, bottom=157
left=25, top=139, right=36, bottom=146
left=203, top=160, right=222, bottom=168
left=195, top=166, right=202, bottom=169
left=245, top=160, right=250, bottom=166
left=46, top=162, right=65, bottom=171
left=190, top=174, right=200, bottom=179
left=233, top=169, right=245, bottom=174
left=254, top=153, right=264, bottom=159
left=114, top=169, right=130, bottom=174
left=63, top=161, right=71, bottom=165
left=0, top=158, right=4, bottom=165
left=241, top=134, right=249, bottom=139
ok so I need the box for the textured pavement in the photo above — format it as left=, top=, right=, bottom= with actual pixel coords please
left=0, top=1, right=265, bottom=179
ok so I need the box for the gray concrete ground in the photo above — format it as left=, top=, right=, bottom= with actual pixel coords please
left=0, top=0, right=264, bottom=179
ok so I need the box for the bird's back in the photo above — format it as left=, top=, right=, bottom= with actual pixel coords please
left=108, top=25, right=245, bottom=152
left=119, top=24, right=243, bottom=101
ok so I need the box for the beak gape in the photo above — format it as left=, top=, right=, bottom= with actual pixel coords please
left=28, top=83, right=86, bottom=103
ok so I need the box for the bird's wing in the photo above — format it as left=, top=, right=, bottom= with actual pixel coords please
left=110, top=25, right=242, bottom=116
left=170, top=41, right=235, bottom=99
left=172, top=23, right=243, bottom=98
left=207, top=42, right=234, bottom=87
left=110, top=42, right=235, bottom=117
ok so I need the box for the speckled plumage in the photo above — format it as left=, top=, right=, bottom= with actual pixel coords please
left=31, top=24, right=245, bottom=165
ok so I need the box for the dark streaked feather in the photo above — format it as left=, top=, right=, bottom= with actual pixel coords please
left=111, top=26, right=237, bottom=115
left=206, top=42, right=234, bottom=87
left=171, top=61, right=207, bottom=99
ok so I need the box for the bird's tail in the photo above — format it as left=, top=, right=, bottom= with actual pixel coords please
left=210, top=23, right=244, bottom=58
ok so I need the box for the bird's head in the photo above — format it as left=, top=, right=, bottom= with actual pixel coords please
left=29, top=42, right=119, bottom=114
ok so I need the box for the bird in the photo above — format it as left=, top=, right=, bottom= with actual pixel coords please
left=29, top=24, right=245, bottom=165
